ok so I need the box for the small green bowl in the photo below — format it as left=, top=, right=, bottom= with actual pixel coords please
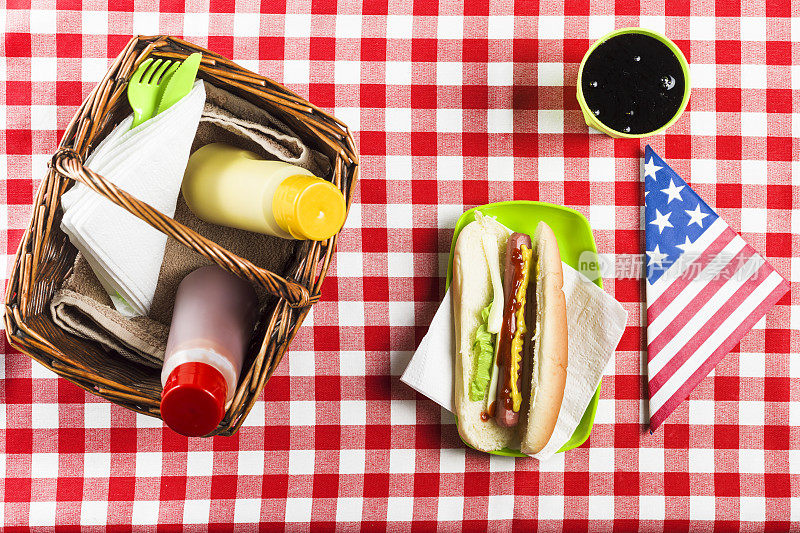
left=576, top=27, right=691, bottom=139
left=446, top=201, right=602, bottom=457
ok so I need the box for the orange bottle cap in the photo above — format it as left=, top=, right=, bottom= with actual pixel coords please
left=273, top=175, right=346, bottom=241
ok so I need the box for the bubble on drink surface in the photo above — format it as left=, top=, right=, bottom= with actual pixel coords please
left=593, top=108, right=601, bottom=116
left=589, top=80, right=598, bottom=88
left=633, top=55, right=641, bottom=62
left=660, top=74, right=676, bottom=90
left=625, top=109, right=635, bottom=116
left=622, top=125, right=632, bottom=133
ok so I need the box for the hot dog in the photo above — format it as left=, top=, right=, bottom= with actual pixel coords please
left=452, top=212, right=568, bottom=454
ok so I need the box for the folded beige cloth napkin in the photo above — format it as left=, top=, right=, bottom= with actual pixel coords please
left=50, top=81, right=326, bottom=368
left=200, top=82, right=330, bottom=177
left=51, top=255, right=170, bottom=367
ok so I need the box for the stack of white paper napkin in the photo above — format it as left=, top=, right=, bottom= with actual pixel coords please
left=60, top=81, right=206, bottom=316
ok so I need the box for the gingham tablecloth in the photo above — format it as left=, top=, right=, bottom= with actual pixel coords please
left=2, top=0, right=798, bottom=529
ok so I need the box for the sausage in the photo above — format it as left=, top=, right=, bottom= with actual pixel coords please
left=495, top=372, right=518, bottom=427
left=503, top=233, right=531, bottom=297
left=495, top=232, right=532, bottom=428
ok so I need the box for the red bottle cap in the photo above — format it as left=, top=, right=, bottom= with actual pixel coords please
left=160, top=362, right=227, bottom=437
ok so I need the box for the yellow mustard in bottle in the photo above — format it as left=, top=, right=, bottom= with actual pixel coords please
left=182, top=143, right=346, bottom=241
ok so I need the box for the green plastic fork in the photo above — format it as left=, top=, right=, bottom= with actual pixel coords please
left=127, top=58, right=180, bottom=128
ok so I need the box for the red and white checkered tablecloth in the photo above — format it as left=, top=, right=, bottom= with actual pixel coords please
left=2, top=0, right=799, bottom=529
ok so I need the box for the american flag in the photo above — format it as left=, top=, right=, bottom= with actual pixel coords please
left=644, top=146, right=789, bottom=431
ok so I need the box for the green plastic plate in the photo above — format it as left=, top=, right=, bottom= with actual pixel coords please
left=446, top=201, right=602, bottom=457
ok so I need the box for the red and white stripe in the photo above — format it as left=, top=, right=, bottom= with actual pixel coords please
left=647, top=219, right=789, bottom=431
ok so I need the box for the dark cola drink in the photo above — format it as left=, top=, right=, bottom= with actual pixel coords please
left=581, top=33, right=685, bottom=134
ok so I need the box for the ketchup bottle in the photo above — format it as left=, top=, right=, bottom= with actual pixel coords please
left=160, top=265, right=257, bottom=436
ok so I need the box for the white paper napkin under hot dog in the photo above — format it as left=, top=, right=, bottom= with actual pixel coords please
left=401, top=262, right=628, bottom=461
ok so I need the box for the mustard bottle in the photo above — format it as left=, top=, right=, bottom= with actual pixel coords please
left=182, top=143, right=346, bottom=241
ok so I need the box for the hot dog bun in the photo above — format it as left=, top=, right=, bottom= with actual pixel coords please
left=452, top=215, right=517, bottom=452
left=519, top=222, right=568, bottom=454
left=453, top=215, right=567, bottom=455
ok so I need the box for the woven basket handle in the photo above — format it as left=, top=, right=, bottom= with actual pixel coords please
left=52, top=149, right=319, bottom=309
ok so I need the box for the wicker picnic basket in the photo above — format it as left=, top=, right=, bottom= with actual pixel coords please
left=3, top=36, right=359, bottom=436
